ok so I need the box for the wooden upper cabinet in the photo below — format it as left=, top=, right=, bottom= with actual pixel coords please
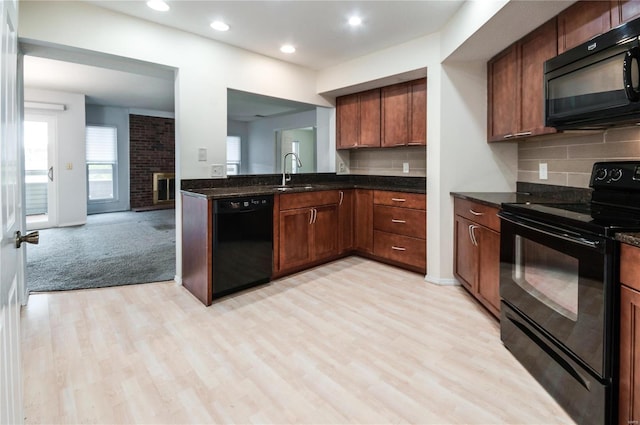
left=557, top=1, right=612, bottom=54
left=336, top=94, right=359, bottom=149
left=488, top=45, right=518, bottom=141
left=382, top=82, right=410, bottom=147
left=381, top=78, right=427, bottom=147
left=409, top=78, right=427, bottom=145
left=336, top=89, right=380, bottom=149
left=518, top=18, right=558, bottom=138
left=359, top=89, right=382, bottom=147
left=487, top=18, right=557, bottom=142
left=611, top=0, right=640, bottom=26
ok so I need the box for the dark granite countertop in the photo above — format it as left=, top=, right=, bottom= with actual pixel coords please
left=182, top=174, right=426, bottom=200
left=451, top=183, right=593, bottom=209
left=617, top=233, right=640, bottom=248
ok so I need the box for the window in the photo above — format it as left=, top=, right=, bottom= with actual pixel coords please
left=86, top=125, right=117, bottom=201
left=291, top=140, right=300, bottom=173
left=227, top=135, right=241, bottom=175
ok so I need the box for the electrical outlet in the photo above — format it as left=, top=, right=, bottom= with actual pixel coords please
left=198, top=148, right=207, bottom=162
left=211, top=164, right=224, bottom=177
left=539, top=162, right=548, bottom=180
left=338, top=162, right=346, bottom=172
left=403, top=162, right=410, bottom=173
left=66, top=163, right=73, bottom=170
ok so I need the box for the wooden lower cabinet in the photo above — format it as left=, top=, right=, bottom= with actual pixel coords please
left=338, top=190, right=354, bottom=253
left=354, top=189, right=374, bottom=253
left=453, top=197, right=500, bottom=318
left=619, top=243, right=640, bottom=425
left=371, top=190, right=426, bottom=273
left=277, top=191, right=340, bottom=274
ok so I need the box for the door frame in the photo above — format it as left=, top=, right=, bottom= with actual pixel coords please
left=24, top=112, right=58, bottom=230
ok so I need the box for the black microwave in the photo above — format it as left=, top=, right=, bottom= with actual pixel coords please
left=544, top=17, right=640, bottom=129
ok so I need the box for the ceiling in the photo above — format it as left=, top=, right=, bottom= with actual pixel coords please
left=87, top=0, right=465, bottom=71
left=23, top=0, right=465, bottom=113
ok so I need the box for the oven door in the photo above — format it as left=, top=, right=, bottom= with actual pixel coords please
left=499, top=212, right=614, bottom=378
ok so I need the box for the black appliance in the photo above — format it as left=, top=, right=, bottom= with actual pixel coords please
left=499, top=161, right=640, bottom=425
left=213, top=195, right=273, bottom=298
left=544, top=17, right=640, bottom=129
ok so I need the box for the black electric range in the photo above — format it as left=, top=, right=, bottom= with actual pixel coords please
left=498, top=161, right=640, bottom=425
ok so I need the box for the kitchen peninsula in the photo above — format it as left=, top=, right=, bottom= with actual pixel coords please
left=181, top=174, right=426, bottom=306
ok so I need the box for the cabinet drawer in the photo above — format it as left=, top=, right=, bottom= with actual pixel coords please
left=373, top=205, right=426, bottom=238
left=454, top=198, right=500, bottom=232
left=279, top=190, right=340, bottom=210
left=373, top=190, right=425, bottom=210
left=621, top=243, right=640, bottom=291
left=374, top=230, right=426, bottom=271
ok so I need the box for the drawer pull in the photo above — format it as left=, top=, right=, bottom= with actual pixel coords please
left=391, top=198, right=406, bottom=202
left=391, top=219, right=406, bottom=223
left=391, top=246, right=406, bottom=251
left=469, top=209, right=484, bottom=216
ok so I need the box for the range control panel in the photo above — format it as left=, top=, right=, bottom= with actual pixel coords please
left=590, top=161, right=640, bottom=189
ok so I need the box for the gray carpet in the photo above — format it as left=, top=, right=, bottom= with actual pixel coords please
left=26, top=209, right=176, bottom=292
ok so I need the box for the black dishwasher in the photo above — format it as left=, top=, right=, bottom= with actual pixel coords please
left=213, top=195, right=273, bottom=298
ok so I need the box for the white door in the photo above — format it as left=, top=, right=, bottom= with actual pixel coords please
left=24, top=114, right=57, bottom=230
left=1, top=0, right=24, bottom=423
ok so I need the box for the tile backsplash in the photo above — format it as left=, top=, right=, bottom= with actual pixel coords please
left=518, top=125, right=640, bottom=188
left=346, top=146, right=427, bottom=177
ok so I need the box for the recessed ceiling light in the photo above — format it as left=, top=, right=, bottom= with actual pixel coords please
left=146, top=0, right=169, bottom=12
left=348, top=16, right=362, bottom=26
left=210, top=20, right=230, bottom=32
left=280, top=44, right=296, bottom=54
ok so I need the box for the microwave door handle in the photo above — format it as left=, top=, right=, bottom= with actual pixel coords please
left=623, top=46, right=640, bottom=102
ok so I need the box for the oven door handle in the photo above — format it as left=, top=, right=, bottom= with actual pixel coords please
left=498, top=213, right=601, bottom=249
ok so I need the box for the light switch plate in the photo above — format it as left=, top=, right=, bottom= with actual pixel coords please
left=211, top=164, right=224, bottom=177
left=539, top=162, right=548, bottom=180
left=403, top=162, right=409, bottom=173
left=198, top=148, right=207, bottom=162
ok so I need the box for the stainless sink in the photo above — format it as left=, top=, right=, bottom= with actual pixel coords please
left=274, top=185, right=315, bottom=192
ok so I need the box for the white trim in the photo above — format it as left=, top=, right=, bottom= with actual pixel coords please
left=128, top=108, right=174, bottom=118
left=57, top=220, right=87, bottom=227
left=174, top=275, right=182, bottom=285
left=424, top=274, right=460, bottom=286
left=24, top=101, right=66, bottom=111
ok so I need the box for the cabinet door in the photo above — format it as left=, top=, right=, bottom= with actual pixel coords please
left=476, top=226, right=501, bottom=317
left=409, top=78, right=427, bottom=146
left=519, top=18, right=558, bottom=138
left=354, top=189, right=374, bottom=253
left=338, top=190, right=354, bottom=253
left=313, top=205, right=339, bottom=261
left=558, top=1, right=611, bottom=54
left=612, top=0, right=640, bottom=26
left=454, top=215, right=477, bottom=292
left=487, top=45, right=518, bottom=142
left=336, top=93, right=360, bottom=149
left=359, top=89, right=381, bottom=148
left=279, top=208, right=313, bottom=270
left=619, top=285, right=640, bottom=424
left=381, top=82, right=410, bottom=147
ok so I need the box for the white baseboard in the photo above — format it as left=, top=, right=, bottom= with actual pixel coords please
left=174, top=275, right=182, bottom=285
left=424, top=274, right=460, bottom=286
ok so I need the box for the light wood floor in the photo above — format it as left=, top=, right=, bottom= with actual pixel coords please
left=21, top=257, right=575, bottom=424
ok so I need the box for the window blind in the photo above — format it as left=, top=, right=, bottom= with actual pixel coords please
left=227, top=136, right=241, bottom=163
left=86, top=126, right=117, bottom=163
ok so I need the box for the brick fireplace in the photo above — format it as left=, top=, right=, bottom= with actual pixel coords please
left=129, top=114, right=175, bottom=209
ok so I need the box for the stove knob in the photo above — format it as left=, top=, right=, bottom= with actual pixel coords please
left=595, top=168, right=607, bottom=181
left=610, top=168, right=623, bottom=182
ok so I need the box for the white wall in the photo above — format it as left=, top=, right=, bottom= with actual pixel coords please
left=24, top=88, right=87, bottom=227
left=85, top=105, right=130, bottom=214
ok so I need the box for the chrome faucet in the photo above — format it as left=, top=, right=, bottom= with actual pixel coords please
left=282, top=152, right=302, bottom=186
